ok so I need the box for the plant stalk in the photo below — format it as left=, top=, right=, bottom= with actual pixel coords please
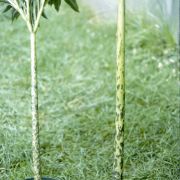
left=30, top=32, right=41, bottom=180
left=113, top=0, right=125, bottom=179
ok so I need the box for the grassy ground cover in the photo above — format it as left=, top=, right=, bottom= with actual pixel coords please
left=0, top=4, right=179, bottom=180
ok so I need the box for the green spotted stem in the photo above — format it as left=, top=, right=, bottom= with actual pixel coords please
left=113, top=0, right=125, bottom=179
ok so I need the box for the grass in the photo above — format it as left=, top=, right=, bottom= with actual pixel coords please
left=0, top=3, right=179, bottom=180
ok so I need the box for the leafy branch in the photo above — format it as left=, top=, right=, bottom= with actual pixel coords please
left=0, top=0, right=79, bottom=32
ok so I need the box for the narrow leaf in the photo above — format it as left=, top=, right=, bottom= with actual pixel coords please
left=42, top=10, right=48, bottom=19
left=64, top=0, right=79, bottom=12
left=12, top=9, right=20, bottom=22
left=54, top=0, right=61, bottom=11
left=3, top=5, right=12, bottom=13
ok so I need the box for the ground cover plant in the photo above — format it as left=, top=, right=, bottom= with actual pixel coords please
left=0, top=3, right=179, bottom=180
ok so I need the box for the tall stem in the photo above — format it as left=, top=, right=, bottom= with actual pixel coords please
left=113, top=0, right=125, bottom=179
left=30, top=32, right=41, bottom=180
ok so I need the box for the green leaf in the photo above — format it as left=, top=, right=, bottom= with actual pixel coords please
left=11, top=8, right=20, bottom=22
left=42, top=10, right=48, bottom=19
left=54, top=0, right=61, bottom=11
left=48, top=0, right=61, bottom=12
left=0, top=0, right=20, bottom=21
left=3, top=5, right=12, bottom=13
left=64, top=0, right=79, bottom=12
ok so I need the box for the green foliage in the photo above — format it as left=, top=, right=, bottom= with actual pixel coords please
left=48, top=0, right=62, bottom=11
left=64, top=0, right=79, bottom=12
left=0, top=0, right=79, bottom=21
left=0, top=0, right=19, bottom=21
left=48, top=0, right=79, bottom=12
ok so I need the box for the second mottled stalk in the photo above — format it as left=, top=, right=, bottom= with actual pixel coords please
left=113, top=0, right=125, bottom=179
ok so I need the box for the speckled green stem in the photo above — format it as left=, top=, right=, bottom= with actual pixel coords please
left=31, top=32, right=41, bottom=180
left=113, top=0, right=125, bottom=179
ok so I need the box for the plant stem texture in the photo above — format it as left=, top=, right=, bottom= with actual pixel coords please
left=113, top=0, right=125, bottom=179
left=30, top=32, right=41, bottom=180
